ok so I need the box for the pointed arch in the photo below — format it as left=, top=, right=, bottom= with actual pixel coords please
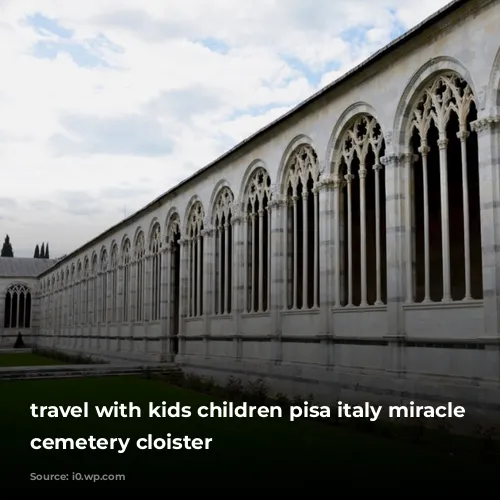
left=165, top=208, right=182, bottom=352
left=212, top=185, right=234, bottom=315
left=238, top=159, right=269, bottom=210
left=134, top=229, right=146, bottom=322
left=277, top=134, right=317, bottom=194
left=166, top=211, right=181, bottom=244
left=121, top=236, right=132, bottom=323
left=326, top=101, right=382, bottom=174
left=183, top=195, right=204, bottom=236
left=330, top=108, right=387, bottom=307
left=3, top=282, right=32, bottom=329
left=398, top=65, right=482, bottom=304
left=150, top=219, right=162, bottom=321
left=164, top=207, right=179, bottom=242
left=393, top=56, right=476, bottom=152
left=281, top=138, right=320, bottom=311
left=488, top=45, right=500, bottom=114
left=185, top=199, right=205, bottom=317
left=241, top=163, right=271, bottom=313
left=133, top=226, right=145, bottom=250
left=120, top=233, right=130, bottom=252
left=209, top=180, right=232, bottom=221
left=147, top=217, right=162, bottom=245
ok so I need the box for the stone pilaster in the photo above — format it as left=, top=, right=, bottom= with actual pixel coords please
left=160, top=246, right=170, bottom=360
left=144, top=254, right=152, bottom=322
left=178, top=239, right=187, bottom=342
left=105, top=271, right=111, bottom=350
left=202, top=221, right=214, bottom=335
left=381, top=152, right=405, bottom=337
left=117, top=265, right=124, bottom=350
left=231, top=208, right=243, bottom=338
left=317, top=173, right=336, bottom=337
left=472, top=115, right=500, bottom=338
left=380, top=150, right=408, bottom=377
left=268, top=186, right=285, bottom=362
left=130, top=260, right=137, bottom=323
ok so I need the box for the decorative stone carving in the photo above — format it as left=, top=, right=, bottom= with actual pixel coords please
left=134, top=231, right=146, bottom=261
left=186, top=202, right=204, bottom=238
left=213, top=186, right=234, bottom=229
left=339, top=115, right=385, bottom=171
left=166, top=214, right=181, bottom=245
left=284, top=144, right=319, bottom=194
left=471, top=115, right=500, bottom=134
left=245, top=167, right=271, bottom=209
left=412, top=73, right=474, bottom=138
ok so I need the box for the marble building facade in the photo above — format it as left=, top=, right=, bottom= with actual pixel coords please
left=30, top=0, right=500, bottom=411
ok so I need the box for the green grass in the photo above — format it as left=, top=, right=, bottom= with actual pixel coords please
left=0, top=376, right=498, bottom=492
left=0, top=353, right=67, bottom=367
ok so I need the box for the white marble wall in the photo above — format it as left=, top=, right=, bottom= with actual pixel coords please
left=32, top=0, right=500, bottom=412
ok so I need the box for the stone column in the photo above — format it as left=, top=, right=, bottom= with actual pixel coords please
left=231, top=208, right=243, bottom=341
left=268, top=186, right=285, bottom=362
left=129, top=260, right=137, bottom=351
left=105, top=271, right=111, bottom=351
left=117, top=265, right=124, bottom=351
left=178, top=239, right=187, bottom=354
left=160, top=246, right=170, bottom=361
left=144, top=254, right=152, bottom=322
left=202, top=222, right=214, bottom=339
left=317, top=174, right=336, bottom=341
left=472, top=115, right=500, bottom=339
left=379, top=150, right=406, bottom=376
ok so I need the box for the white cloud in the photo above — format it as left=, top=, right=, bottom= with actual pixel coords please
left=0, top=0, right=450, bottom=257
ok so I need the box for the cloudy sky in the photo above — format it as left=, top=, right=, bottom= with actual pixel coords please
left=0, top=0, right=450, bottom=258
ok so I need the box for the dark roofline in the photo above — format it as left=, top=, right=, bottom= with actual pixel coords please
left=40, top=0, right=470, bottom=278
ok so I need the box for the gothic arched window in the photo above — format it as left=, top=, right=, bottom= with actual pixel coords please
left=4, top=283, right=32, bottom=328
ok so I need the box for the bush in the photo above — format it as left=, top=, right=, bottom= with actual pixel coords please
left=31, top=346, right=104, bottom=365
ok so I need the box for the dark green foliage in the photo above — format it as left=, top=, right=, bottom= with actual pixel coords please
left=31, top=346, right=104, bottom=365
left=40, top=243, right=45, bottom=258
left=1, top=234, right=13, bottom=257
left=34, top=244, right=40, bottom=258
left=45, top=242, right=50, bottom=258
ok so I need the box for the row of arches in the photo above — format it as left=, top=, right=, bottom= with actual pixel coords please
left=38, top=68, right=489, bottom=337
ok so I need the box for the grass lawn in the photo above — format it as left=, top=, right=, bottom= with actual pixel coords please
left=0, top=353, right=66, bottom=367
left=0, top=375, right=497, bottom=493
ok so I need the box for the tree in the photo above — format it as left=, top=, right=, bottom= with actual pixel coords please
left=40, top=243, right=45, bottom=259
left=34, top=244, right=40, bottom=258
left=45, top=242, right=50, bottom=259
left=1, top=234, right=14, bottom=257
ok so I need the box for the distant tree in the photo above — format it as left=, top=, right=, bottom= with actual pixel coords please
left=40, top=242, right=45, bottom=259
left=34, top=244, right=40, bottom=258
left=1, top=234, right=14, bottom=257
left=45, top=243, right=50, bottom=259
